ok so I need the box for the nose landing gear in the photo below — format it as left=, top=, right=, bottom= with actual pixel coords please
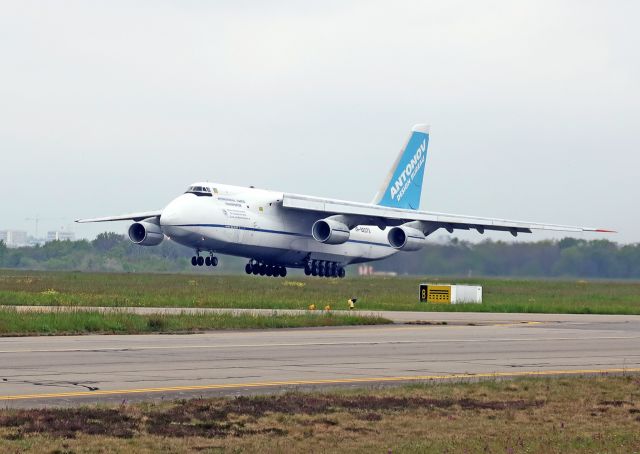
left=191, top=252, right=218, bottom=268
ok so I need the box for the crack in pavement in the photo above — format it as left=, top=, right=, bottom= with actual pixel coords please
left=1, top=377, right=99, bottom=391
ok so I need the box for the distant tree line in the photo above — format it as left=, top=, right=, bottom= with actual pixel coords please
left=0, top=232, right=245, bottom=274
left=377, top=237, right=640, bottom=278
left=0, top=233, right=639, bottom=278
left=0, top=233, right=181, bottom=273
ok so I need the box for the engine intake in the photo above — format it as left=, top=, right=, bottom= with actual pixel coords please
left=387, top=225, right=426, bottom=251
left=312, top=219, right=350, bottom=245
left=128, top=221, right=164, bottom=246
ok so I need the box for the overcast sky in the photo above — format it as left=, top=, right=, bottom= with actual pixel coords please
left=1, top=1, right=638, bottom=243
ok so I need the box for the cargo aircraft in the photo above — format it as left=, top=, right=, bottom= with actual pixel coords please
left=77, top=124, right=612, bottom=278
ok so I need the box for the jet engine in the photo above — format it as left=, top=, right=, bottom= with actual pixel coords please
left=387, top=225, right=426, bottom=251
left=128, top=221, right=164, bottom=246
left=311, top=218, right=350, bottom=244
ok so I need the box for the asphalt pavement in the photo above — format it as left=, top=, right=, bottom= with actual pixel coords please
left=1, top=311, right=639, bottom=407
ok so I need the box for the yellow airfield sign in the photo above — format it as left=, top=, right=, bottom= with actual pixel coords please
left=419, top=284, right=451, bottom=304
left=419, top=283, right=483, bottom=304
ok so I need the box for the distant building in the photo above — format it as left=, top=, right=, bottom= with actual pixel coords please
left=26, top=236, right=46, bottom=247
left=358, top=265, right=375, bottom=276
left=46, top=230, right=76, bottom=242
left=357, top=265, right=397, bottom=277
left=0, top=230, right=28, bottom=248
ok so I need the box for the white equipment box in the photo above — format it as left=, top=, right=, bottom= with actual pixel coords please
left=419, top=284, right=483, bottom=304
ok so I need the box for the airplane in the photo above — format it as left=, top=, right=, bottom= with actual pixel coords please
left=76, top=124, right=613, bottom=278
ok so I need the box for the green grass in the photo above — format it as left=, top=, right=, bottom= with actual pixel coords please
left=1, top=375, right=639, bottom=453
left=0, top=308, right=391, bottom=336
left=0, top=269, right=639, bottom=314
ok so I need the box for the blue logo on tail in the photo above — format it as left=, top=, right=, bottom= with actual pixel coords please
left=375, top=127, right=429, bottom=210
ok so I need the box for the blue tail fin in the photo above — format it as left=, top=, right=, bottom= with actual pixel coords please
left=372, top=124, right=430, bottom=210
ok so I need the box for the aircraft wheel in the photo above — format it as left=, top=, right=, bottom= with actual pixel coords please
left=205, top=256, right=212, bottom=266
left=211, top=256, right=218, bottom=266
left=245, top=263, right=252, bottom=274
left=252, top=265, right=260, bottom=275
left=280, top=267, right=287, bottom=277
left=304, top=265, right=311, bottom=276
left=197, top=256, right=204, bottom=266
left=266, top=266, right=273, bottom=277
left=191, top=256, right=197, bottom=266
left=259, top=265, right=266, bottom=276
left=339, top=267, right=346, bottom=278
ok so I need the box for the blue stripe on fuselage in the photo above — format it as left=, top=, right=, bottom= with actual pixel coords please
left=167, top=223, right=393, bottom=248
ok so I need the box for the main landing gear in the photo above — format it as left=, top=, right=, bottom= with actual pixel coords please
left=304, top=260, right=345, bottom=279
left=191, top=252, right=218, bottom=267
left=245, top=260, right=287, bottom=278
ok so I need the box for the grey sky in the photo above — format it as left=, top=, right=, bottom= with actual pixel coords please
left=1, top=1, right=638, bottom=243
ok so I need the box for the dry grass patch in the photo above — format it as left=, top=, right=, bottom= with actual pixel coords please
left=0, top=375, right=639, bottom=453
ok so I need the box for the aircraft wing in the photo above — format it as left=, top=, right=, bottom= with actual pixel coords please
left=75, top=210, right=163, bottom=223
left=282, top=194, right=614, bottom=236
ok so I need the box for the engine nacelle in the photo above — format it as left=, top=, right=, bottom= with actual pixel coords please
left=387, top=225, right=426, bottom=251
left=311, top=219, right=350, bottom=245
left=128, top=221, right=164, bottom=246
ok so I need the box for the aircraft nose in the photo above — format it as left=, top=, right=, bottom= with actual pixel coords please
left=160, top=195, right=188, bottom=226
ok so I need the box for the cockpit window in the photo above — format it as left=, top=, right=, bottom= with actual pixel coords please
left=185, top=185, right=213, bottom=197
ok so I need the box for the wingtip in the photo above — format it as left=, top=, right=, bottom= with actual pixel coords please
left=595, top=229, right=617, bottom=233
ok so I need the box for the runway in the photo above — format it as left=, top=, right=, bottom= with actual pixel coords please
left=1, top=312, right=640, bottom=407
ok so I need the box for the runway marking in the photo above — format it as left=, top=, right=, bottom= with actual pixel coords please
left=1, top=334, right=638, bottom=354
left=2, top=368, right=640, bottom=401
left=491, top=321, right=544, bottom=327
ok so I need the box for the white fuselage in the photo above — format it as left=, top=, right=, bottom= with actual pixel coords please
left=159, top=183, right=397, bottom=267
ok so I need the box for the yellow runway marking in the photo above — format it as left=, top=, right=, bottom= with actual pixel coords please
left=2, top=368, right=640, bottom=401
